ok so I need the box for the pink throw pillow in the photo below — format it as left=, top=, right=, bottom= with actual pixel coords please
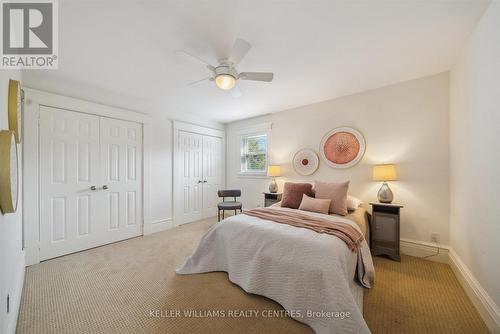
left=281, top=182, right=313, bottom=209
left=313, top=180, right=350, bottom=216
left=298, top=194, right=331, bottom=214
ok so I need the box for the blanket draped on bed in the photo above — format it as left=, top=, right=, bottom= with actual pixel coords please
left=243, top=208, right=364, bottom=251
left=177, top=206, right=374, bottom=334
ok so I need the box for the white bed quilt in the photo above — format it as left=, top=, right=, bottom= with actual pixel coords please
left=176, top=206, right=375, bottom=333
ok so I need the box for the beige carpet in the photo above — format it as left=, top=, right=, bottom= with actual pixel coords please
left=17, top=217, right=489, bottom=334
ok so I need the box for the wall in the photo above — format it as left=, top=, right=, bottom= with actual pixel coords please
left=0, top=71, right=25, bottom=333
left=450, top=0, right=500, bottom=320
left=149, top=115, right=173, bottom=225
left=227, top=73, right=450, bottom=245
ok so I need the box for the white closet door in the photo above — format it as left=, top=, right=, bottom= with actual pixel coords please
left=39, top=106, right=102, bottom=260
left=202, top=135, right=223, bottom=218
left=40, top=106, right=143, bottom=260
left=176, top=130, right=203, bottom=224
left=100, top=117, right=143, bottom=242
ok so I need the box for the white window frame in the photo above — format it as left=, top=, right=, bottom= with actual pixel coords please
left=236, top=122, right=272, bottom=178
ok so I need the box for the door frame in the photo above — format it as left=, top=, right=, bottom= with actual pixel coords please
left=172, top=120, right=225, bottom=226
left=23, top=88, right=153, bottom=265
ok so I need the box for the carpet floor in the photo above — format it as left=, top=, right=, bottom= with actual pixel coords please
left=17, top=217, right=489, bottom=334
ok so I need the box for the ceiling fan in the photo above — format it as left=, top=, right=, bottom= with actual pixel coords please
left=176, top=38, right=274, bottom=96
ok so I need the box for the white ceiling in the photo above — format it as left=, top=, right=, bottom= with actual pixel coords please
left=23, top=0, right=490, bottom=124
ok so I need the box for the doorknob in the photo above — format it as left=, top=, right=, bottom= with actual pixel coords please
left=90, top=186, right=97, bottom=191
left=102, top=185, right=109, bottom=190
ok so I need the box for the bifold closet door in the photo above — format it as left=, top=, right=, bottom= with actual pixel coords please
left=39, top=106, right=143, bottom=260
left=99, top=117, right=143, bottom=243
left=175, top=130, right=223, bottom=224
left=39, top=106, right=102, bottom=260
left=176, top=130, right=204, bottom=224
left=202, top=135, right=223, bottom=219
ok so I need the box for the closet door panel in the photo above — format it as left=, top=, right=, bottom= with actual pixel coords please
left=202, top=135, right=223, bottom=218
left=175, top=130, right=203, bottom=224
left=39, top=106, right=102, bottom=260
left=100, top=117, right=143, bottom=241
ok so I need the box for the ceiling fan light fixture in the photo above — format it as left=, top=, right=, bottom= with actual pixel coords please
left=215, top=74, right=236, bottom=90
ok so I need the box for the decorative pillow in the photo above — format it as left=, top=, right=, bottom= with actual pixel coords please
left=313, top=180, right=350, bottom=216
left=347, top=195, right=363, bottom=211
left=281, top=182, right=313, bottom=209
left=298, top=194, right=331, bottom=214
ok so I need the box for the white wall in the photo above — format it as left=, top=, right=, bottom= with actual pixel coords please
left=450, top=0, right=500, bottom=313
left=149, top=115, right=173, bottom=224
left=227, top=73, right=450, bottom=245
left=0, top=71, right=25, bottom=334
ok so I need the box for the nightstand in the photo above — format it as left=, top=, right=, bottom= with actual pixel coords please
left=263, top=192, right=282, bottom=207
left=369, top=202, right=403, bottom=261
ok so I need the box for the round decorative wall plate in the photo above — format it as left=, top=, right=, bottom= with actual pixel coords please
left=0, top=130, right=18, bottom=214
left=320, top=127, right=365, bottom=169
left=8, top=79, right=22, bottom=143
left=293, top=148, right=319, bottom=175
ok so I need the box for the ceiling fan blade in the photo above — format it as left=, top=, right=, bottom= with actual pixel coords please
left=238, top=72, right=274, bottom=82
left=229, top=38, right=251, bottom=66
left=231, top=84, right=242, bottom=98
left=187, top=77, right=212, bottom=86
left=175, top=50, right=216, bottom=71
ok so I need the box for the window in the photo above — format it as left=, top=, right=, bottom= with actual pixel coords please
left=240, top=133, right=268, bottom=174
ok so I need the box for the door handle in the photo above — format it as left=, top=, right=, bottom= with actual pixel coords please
left=197, top=180, right=202, bottom=184
left=102, top=185, right=109, bottom=190
left=203, top=180, right=207, bottom=183
left=90, top=186, right=97, bottom=191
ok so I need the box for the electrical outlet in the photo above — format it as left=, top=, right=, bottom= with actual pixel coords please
left=431, top=233, right=440, bottom=243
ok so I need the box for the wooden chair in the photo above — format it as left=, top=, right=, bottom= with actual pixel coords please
left=217, top=190, right=242, bottom=222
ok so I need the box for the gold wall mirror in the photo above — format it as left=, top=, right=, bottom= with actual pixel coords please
left=8, top=79, right=22, bottom=143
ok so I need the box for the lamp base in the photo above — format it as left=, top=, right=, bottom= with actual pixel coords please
left=377, top=182, right=394, bottom=203
left=269, top=178, right=278, bottom=193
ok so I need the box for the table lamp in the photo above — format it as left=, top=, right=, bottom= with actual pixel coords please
left=267, top=165, right=281, bottom=193
left=373, top=164, right=397, bottom=203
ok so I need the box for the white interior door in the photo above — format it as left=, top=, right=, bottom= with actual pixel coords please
left=175, top=130, right=203, bottom=224
left=40, top=106, right=102, bottom=260
left=39, top=106, right=143, bottom=260
left=100, top=117, right=143, bottom=243
left=202, top=135, right=223, bottom=218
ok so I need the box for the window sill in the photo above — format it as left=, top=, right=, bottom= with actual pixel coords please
left=237, top=172, right=269, bottom=179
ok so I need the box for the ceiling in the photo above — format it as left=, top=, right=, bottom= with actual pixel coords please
left=22, top=0, right=490, bottom=124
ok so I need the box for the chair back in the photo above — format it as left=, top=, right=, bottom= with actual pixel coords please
left=218, top=189, right=241, bottom=202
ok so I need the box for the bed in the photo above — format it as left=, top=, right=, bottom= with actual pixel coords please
left=176, top=204, right=374, bottom=334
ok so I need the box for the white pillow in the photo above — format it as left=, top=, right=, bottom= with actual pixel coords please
left=347, top=195, right=363, bottom=211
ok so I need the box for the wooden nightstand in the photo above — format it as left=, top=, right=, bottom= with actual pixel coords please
left=263, top=192, right=282, bottom=207
left=369, top=202, right=403, bottom=261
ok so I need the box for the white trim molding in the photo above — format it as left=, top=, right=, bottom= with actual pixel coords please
left=172, top=120, right=224, bottom=138
left=23, top=88, right=152, bottom=265
left=399, top=239, right=499, bottom=332
left=400, top=238, right=450, bottom=264
left=449, top=249, right=500, bottom=333
left=145, top=218, right=173, bottom=234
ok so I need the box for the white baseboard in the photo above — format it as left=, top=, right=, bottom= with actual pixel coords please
left=144, top=218, right=173, bottom=235
left=7, top=251, right=25, bottom=334
left=400, top=238, right=450, bottom=263
left=449, top=249, right=500, bottom=333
